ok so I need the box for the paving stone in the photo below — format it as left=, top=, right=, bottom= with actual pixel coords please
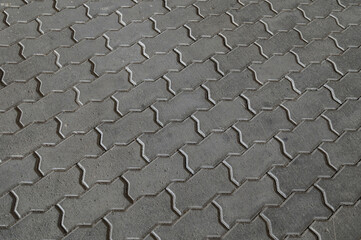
left=0, top=155, right=40, bottom=196
left=186, top=14, right=235, bottom=39
left=113, top=78, right=172, bottom=115
left=37, top=130, right=103, bottom=174
left=263, top=187, right=332, bottom=239
left=4, top=0, right=56, bottom=25
left=193, top=97, right=253, bottom=135
left=276, top=116, right=338, bottom=158
left=1, top=53, right=58, bottom=85
left=295, top=17, right=343, bottom=42
left=0, top=108, right=20, bottom=133
left=243, top=78, right=298, bottom=113
left=267, top=0, right=310, bottom=13
left=127, top=51, right=183, bottom=84
left=222, top=22, right=271, bottom=48
left=331, top=25, right=361, bottom=49
left=228, top=1, right=275, bottom=24
left=215, top=175, right=283, bottom=225
left=0, top=193, right=15, bottom=227
left=286, top=230, right=317, bottom=240
left=331, top=5, right=361, bottom=27
left=324, top=99, right=361, bottom=134
left=63, top=220, right=108, bottom=240
left=138, top=118, right=202, bottom=161
left=0, top=119, right=60, bottom=161
left=293, top=38, right=342, bottom=66
left=71, top=13, right=122, bottom=41
left=320, top=130, right=361, bottom=169
left=76, top=70, right=131, bottom=104
left=84, top=0, right=134, bottom=17
left=168, top=164, right=235, bottom=213
left=38, top=61, right=95, bottom=95
left=287, top=61, right=341, bottom=93
left=0, top=207, right=64, bottom=240
left=222, top=216, right=272, bottom=240
left=181, top=128, right=244, bottom=171
left=18, top=89, right=79, bottom=126
left=165, top=60, right=221, bottom=93
left=195, top=0, right=241, bottom=17
left=91, top=44, right=145, bottom=75
left=262, top=9, right=308, bottom=34
left=257, top=30, right=306, bottom=57
left=20, top=28, right=75, bottom=58
left=79, top=141, right=146, bottom=186
left=328, top=47, right=361, bottom=74
left=311, top=200, right=361, bottom=240
left=213, top=44, right=266, bottom=74
left=0, top=79, right=40, bottom=111
left=204, top=69, right=260, bottom=103
left=118, top=0, right=168, bottom=24
left=38, top=6, right=89, bottom=32
left=123, top=152, right=190, bottom=200
left=1, top=1, right=361, bottom=238
left=14, top=166, right=84, bottom=217
left=0, top=21, right=40, bottom=45
left=154, top=204, right=227, bottom=239
left=152, top=5, right=201, bottom=31
left=270, top=150, right=335, bottom=197
left=0, top=44, right=22, bottom=65
left=166, top=0, right=196, bottom=8
left=175, top=35, right=228, bottom=65
left=97, top=108, right=160, bottom=148
left=105, top=20, right=158, bottom=48
left=60, top=179, right=130, bottom=230
left=235, top=107, right=294, bottom=146
left=282, top=88, right=339, bottom=124
left=141, top=27, right=193, bottom=57
left=105, top=191, right=178, bottom=239
left=299, top=0, right=342, bottom=20
left=250, top=53, right=302, bottom=83
left=56, top=37, right=110, bottom=65
left=317, top=163, right=361, bottom=210
left=57, top=98, right=119, bottom=136
left=326, top=72, right=361, bottom=102
left=225, top=139, right=289, bottom=185
left=55, top=0, right=88, bottom=10
left=152, top=87, right=212, bottom=125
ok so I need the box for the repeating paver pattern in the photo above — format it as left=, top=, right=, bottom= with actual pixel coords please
left=0, top=0, right=360, bottom=239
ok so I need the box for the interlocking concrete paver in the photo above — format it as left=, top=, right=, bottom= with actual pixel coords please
left=263, top=187, right=332, bottom=239
left=105, top=191, right=178, bottom=239
left=257, top=30, right=306, bottom=57
left=270, top=150, right=335, bottom=197
left=168, top=164, right=235, bottom=213
left=180, top=128, right=244, bottom=171
left=113, top=78, right=172, bottom=115
left=320, top=129, right=361, bottom=169
left=317, top=162, right=361, bottom=210
left=79, top=141, right=146, bottom=186
left=37, top=130, right=103, bottom=174
left=1, top=1, right=360, bottom=239
left=287, top=61, right=341, bottom=93
left=215, top=175, right=283, bottom=225
left=13, top=166, right=84, bottom=217
left=165, top=60, right=221, bottom=93
left=225, top=139, right=289, bottom=185
left=123, top=152, right=190, bottom=200
left=311, top=200, right=361, bottom=240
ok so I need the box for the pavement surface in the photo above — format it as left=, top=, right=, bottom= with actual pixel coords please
left=0, top=0, right=361, bottom=239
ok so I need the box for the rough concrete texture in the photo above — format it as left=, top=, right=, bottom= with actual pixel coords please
left=0, top=0, right=360, bottom=239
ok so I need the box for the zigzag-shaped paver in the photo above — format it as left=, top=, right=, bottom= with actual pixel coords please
left=0, top=0, right=360, bottom=239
